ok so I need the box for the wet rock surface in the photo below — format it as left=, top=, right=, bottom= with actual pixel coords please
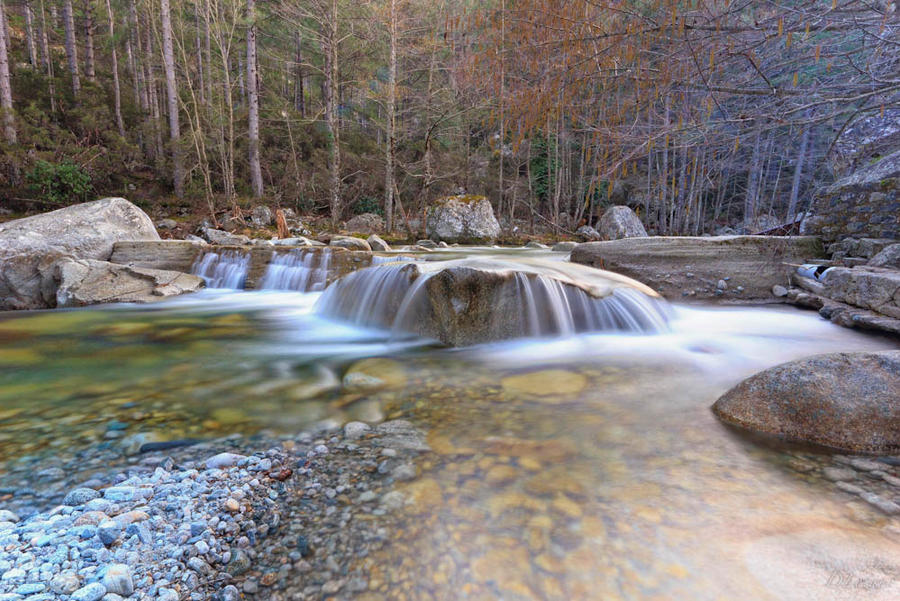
left=316, top=256, right=668, bottom=345
left=713, top=351, right=900, bottom=454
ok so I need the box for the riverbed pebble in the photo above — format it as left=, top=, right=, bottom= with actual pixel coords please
left=0, top=420, right=429, bottom=599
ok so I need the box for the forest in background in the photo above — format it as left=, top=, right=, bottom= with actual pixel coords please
left=0, top=0, right=898, bottom=235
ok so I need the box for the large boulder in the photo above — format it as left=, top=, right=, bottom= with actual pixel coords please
left=0, top=198, right=160, bottom=310
left=597, top=206, right=647, bottom=240
left=576, top=225, right=602, bottom=241
left=571, top=236, right=825, bottom=301
left=46, top=258, right=205, bottom=307
left=869, top=244, right=900, bottom=269
left=712, top=351, right=900, bottom=454
left=0, top=197, right=158, bottom=261
left=345, top=213, right=385, bottom=234
left=425, top=195, right=500, bottom=244
left=820, top=266, right=900, bottom=319
left=201, top=228, right=251, bottom=246
left=329, top=236, right=371, bottom=251
left=316, top=257, right=669, bottom=346
left=250, top=205, right=274, bottom=227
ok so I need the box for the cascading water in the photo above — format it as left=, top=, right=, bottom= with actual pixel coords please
left=315, top=258, right=671, bottom=344
left=260, top=249, right=332, bottom=292
left=191, top=250, right=251, bottom=289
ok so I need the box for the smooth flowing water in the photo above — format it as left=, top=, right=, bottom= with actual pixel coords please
left=0, top=250, right=898, bottom=600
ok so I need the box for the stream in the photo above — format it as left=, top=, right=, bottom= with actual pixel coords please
left=0, top=249, right=898, bottom=600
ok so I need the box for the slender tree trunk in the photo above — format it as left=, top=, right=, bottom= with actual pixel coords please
left=0, top=0, right=15, bottom=144
left=237, top=52, right=245, bottom=106
left=246, top=0, right=262, bottom=197
left=39, top=0, right=56, bottom=113
left=195, top=3, right=204, bottom=104
left=24, top=2, right=38, bottom=68
left=324, top=0, right=341, bottom=226
left=160, top=0, right=183, bottom=197
left=84, top=0, right=96, bottom=82
left=203, top=0, right=211, bottom=107
left=384, top=0, right=397, bottom=232
left=294, top=30, right=304, bottom=116
left=62, top=0, right=80, bottom=97
left=744, top=127, right=763, bottom=229
left=787, top=124, right=810, bottom=222
left=498, top=0, right=505, bottom=225
left=104, top=0, right=125, bottom=137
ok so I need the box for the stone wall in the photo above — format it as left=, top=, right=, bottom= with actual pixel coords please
left=805, top=149, right=900, bottom=243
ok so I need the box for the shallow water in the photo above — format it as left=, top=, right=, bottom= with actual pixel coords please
left=0, top=254, right=898, bottom=599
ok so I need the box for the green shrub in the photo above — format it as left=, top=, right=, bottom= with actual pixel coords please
left=26, top=160, right=94, bottom=205
left=352, top=196, right=384, bottom=216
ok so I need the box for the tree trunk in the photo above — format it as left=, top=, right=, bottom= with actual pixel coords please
left=294, top=30, right=304, bottom=116
left=84, top=0, right=96, bottom=82
left=246, top=0, right=262, bottom=197
left=498, top=0, right=505, bottom=225
left=38, top=0, right=56, bottom=113
left=62, top=0, right=81, bottom=97
left=787, top=123, right=810, bottom=222
left=0, top=0, right=15, bottom=143
left=24, top=2, right=38, bottom=68
left=195, top=3, right=204, bottom=104
left=384, top=0, right=397, bottom=232
left=104, top=0, right=125, bottom=137
left=324, top=0, right=341, bottom=226
left=160, top=0, right=183, bottom=197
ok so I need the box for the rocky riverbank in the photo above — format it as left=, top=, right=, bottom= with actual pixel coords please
left=0, top=420, right=429, bottom=601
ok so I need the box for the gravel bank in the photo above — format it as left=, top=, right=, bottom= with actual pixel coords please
left=0, top=420, right=429, bottom=600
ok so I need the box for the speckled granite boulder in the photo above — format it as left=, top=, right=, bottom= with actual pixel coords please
left=713, top=351, right=900, bottom=454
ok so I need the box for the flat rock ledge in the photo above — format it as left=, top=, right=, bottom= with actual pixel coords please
left=570, top=235, right=824, bottom=301
left=0, top=420, right=428, bottom=600
left=713, top=351, right=900, bottom=455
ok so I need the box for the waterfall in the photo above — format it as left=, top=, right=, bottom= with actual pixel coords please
left=191, top=250, right=251, bottom=289
left=260, top=249, right=332, bottom=292
left=315, top=258, right=670, bottom=344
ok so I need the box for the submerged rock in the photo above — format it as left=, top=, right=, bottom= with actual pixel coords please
left=597, top=206, right=647, bottom=240
left=425, top=195, right=500, bottom=244
left=316, top=257, right=668, bottom=345
left=712, top=351, right=900, bottom=454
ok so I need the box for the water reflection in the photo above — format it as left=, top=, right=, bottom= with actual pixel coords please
left=0, top=283, right=897, bottom=599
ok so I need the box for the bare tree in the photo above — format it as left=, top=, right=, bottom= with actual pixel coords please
left=84, top=0, right=96, bottom=81
left=62, top=0, right=81, bottom=97
left=160, top=0, right=184, bottom=197
left=24, top=1, right=38, bottom=68
left=104, top=0, right=125, bottom=137
left=384, top=0, right=397, bottom=231
left=246, top=0, right=263, bottom=197
left=0, top=0, right=15, bottom=144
